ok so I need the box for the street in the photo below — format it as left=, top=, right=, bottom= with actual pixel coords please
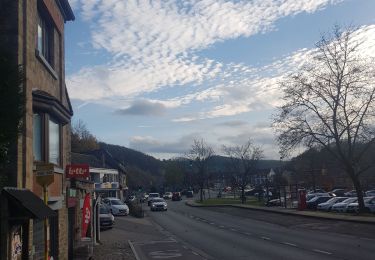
left=146, top=198, right=375, bottom=260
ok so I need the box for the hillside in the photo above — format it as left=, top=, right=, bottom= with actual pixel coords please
left=99, top=142, right=162, bottom=174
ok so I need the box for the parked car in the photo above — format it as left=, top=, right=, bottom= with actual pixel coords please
left=172, top=192, right=182, bottom=201
left=331, top=197, right=358, bottom=212
left=317, top=197, right=348, bottom=211
left=265, top=198, right=285, bottom=207
left=330, top=189, right=346, bottom=197
left=150, top=198, right=168, bottom=211
left=99, top=205, right=114, bottom=229
left=147, top=193, right=160, bottom=206
left=102, top=197, right=129, bottom=216
left=306, top=192, right=330, bottom=202
left=346, top=197, right=375, bottom=213
left=365, top=190, right=375, bottom=197
left=186, top=191, right=194, bottom=198
left=344, top=190, right=360, bottom=197
left=307, top=196, right=332, bottom=210
left=163, top=192, right=173, bottom=200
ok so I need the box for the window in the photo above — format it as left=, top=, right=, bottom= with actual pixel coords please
left=49, top=118, right=60, bottom=164
left=33, top=114, right=42, bottom=161
left=32, top=113, right=61, bottom=166
left=37, top=12, right=54, bottom=66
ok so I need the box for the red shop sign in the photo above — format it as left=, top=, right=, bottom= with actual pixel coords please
left=66, top=164, right=90, bottom=179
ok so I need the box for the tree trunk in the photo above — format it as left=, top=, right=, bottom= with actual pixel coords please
left=348, top=168, right=365, bottom=213
left=241, top=187, right=245, bottom=204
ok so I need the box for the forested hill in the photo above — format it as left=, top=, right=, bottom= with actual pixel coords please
left=99, top=142, right=162, bottom=174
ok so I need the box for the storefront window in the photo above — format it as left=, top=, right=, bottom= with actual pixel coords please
left=49, top=118, right=60, bottom=165
left=33, top=114, right=42, bottom=161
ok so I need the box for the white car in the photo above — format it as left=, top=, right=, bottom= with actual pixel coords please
left=147, top=193, right=160, bottom=206
left=317, top=197, right=348, bottom=211
left=331, top=197, right=357, bottom=212
left=150, top=198, right=168, bottom=211
left=102, top=197, right=129, bottom=216
left=163, top=192, right=173, bottom=200
left=346, top=197, right=375, bottom=213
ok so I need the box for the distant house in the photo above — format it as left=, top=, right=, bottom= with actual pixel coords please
left=71, top=149, right=127, bottom=200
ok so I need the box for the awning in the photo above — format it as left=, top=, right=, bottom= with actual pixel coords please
left=2, top=187, right=56, bottom=219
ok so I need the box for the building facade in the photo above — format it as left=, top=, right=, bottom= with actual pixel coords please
left=0, top=0, right=74, bottom=259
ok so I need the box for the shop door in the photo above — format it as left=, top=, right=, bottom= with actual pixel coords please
left=49, top=212, right=59, bottom=259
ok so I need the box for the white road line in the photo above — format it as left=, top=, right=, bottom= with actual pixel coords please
left=282, top=242, right=297, bottom=247
left=209, top=222, right=215, bottom=225
left=230, top=228, right=237, bottom=231
left=219, top=225, right=225, bottom=228
left=244, top=232, right=252, bottom=236
left=313, top=249, right=332, bottom=255
left=261, top=236, right=271, bottom=240
left=192, top=251, right=199, bottom=256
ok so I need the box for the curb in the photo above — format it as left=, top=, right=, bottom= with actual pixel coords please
left=185, top=201, right=375, bottom=225
left=128, top=240, right=141, bottom=260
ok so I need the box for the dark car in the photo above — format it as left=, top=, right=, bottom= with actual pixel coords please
left=186, top=191, right=194, bottom=198
left=172, top=192, right=182, bottom=201
left=307, top=196, right=332, bottom=210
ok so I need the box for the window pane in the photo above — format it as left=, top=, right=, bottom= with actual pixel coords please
left=33, top=114, right=42, bottom=161
left=37, top=22, right=43, bottom=53
left=49, top=119, right=60, bottom=165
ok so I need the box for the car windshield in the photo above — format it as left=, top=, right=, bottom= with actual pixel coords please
left=149, top=193, right=159, bottom=198
left=342, top=198, right=357, bottom=203
left=111, top=199, right=124, bottom=205
left=153, top=198, right=165, bottom=202
left=100, top=206, right=110, bottom=214
left=326, top=197, right=337, bottom=203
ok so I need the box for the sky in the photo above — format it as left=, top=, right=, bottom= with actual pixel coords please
left=65, top=0, right=375, bottom=160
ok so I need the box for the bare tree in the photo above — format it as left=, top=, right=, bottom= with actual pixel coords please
left=223, top=139, right=263, bottom=204
left=273, top=26, right=375, bottom=212
left=71, top=119, right=99, bottom=153
left=187, top=139, right=214, bottom=202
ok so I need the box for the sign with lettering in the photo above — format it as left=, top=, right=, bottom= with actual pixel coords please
left=66, top=164, right=90, bottom=179
left=36, top=163, right=55, bottom=186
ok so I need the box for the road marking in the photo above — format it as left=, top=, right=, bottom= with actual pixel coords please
left=282, top=242, right=297, bottom=247
left=149, top=250, right=182, bottom=259
left=192, top=251, right=199, bottom=256
left=230, top=228, right=237, bottom=232
left=244, top=232, right=252, bottom=236
left=219, top=225, right=225, bottom=228
left=313, top=249, right=332, bottom=255
left=261, top=236, right=271, bottom=240
left=209, top=222, right=215, bottom=225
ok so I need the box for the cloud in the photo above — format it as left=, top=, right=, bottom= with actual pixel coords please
left=67, top=0, right=343, bottom=102
left=114, top=100, right=167, bottom=116
left=216, top=120, right=248, bottom=127
left=129, top=133, right=203, bottom=154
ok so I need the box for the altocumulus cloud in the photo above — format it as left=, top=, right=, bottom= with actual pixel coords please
left=67, top=0, right=344, bottom=103
left=114, top=100, right=167, bottom=116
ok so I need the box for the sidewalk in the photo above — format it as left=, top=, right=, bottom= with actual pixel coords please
left=92, top=216, right=161, bottom=260
left=185, top=200, right=375, bottom=224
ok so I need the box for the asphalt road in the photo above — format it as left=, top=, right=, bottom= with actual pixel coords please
left=147, top=198, right=375, bottom=260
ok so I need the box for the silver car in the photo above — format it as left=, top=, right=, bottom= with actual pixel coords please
left=102, top=197, right=129, bottom=216
left=317, top=197, right=348, bottom=211
left=331, top=197, right=357, bottom=212
left=150, top=198, right=168, bottom=211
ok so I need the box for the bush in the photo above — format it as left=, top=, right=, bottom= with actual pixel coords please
left=128, top=202, right=144, bottom=218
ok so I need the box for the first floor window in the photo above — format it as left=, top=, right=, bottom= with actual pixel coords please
left=33, top=114, right=42, bottom=161
left=49, top=118, right=60, bottom=165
